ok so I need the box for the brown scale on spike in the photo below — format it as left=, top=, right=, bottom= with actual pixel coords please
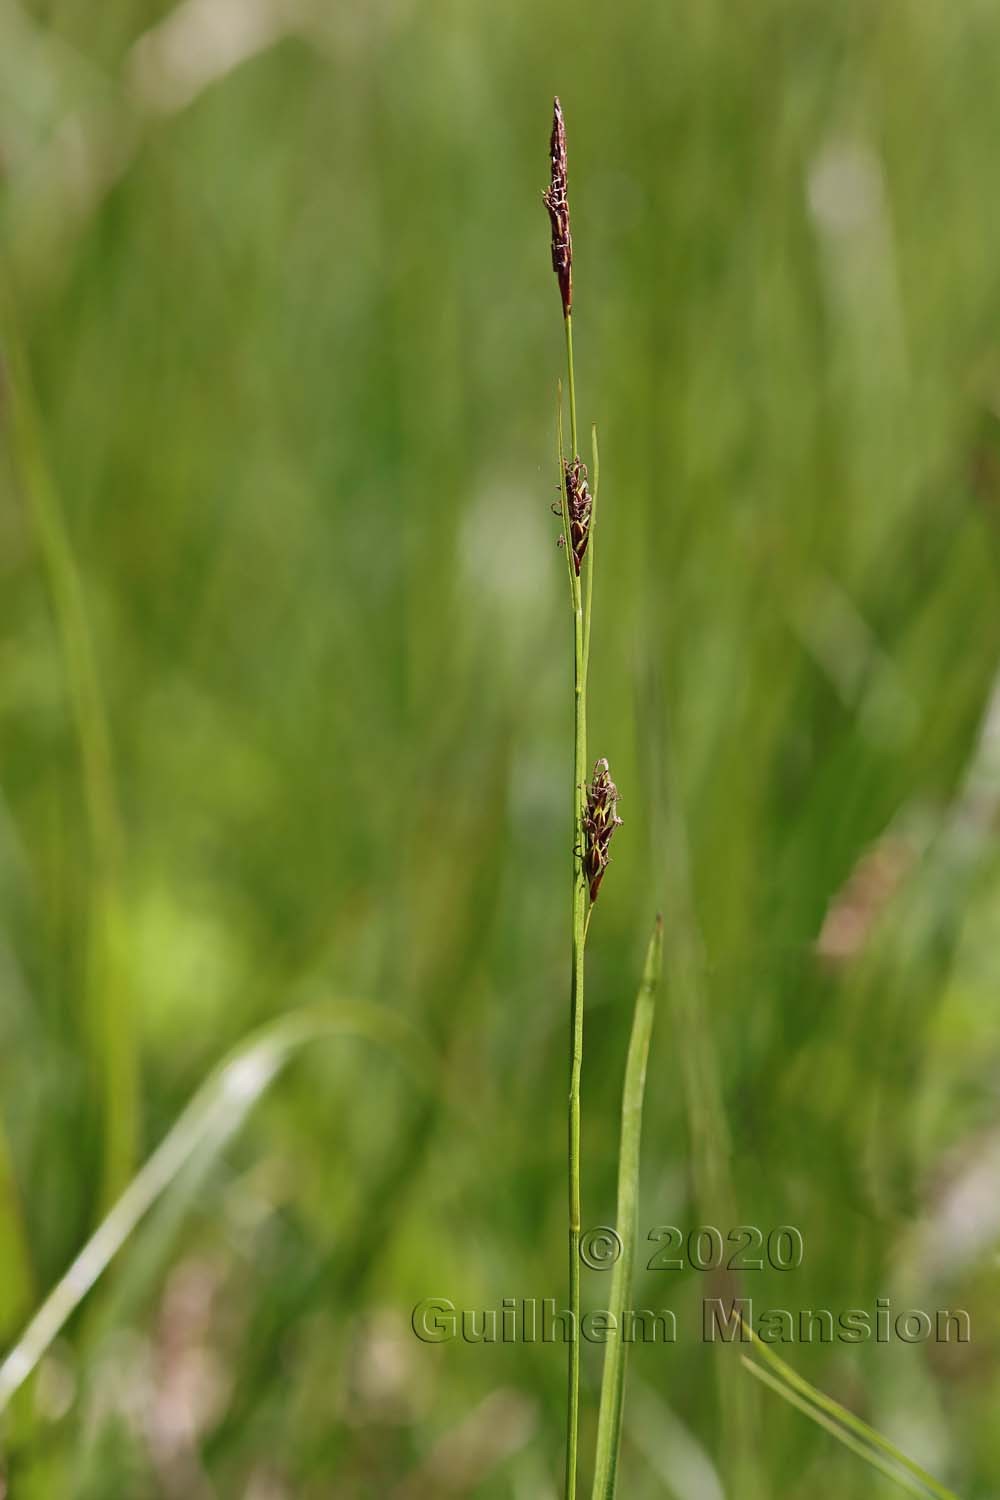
left=542, top=96, right=572, bottom=317
left=562, top=457, right=592, bottom=575
left=582, top=757, right=622, bottom=902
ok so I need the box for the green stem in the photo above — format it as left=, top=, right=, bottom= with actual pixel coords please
left=563, top=309, right=586, bottom=1500
left=567, top=590, right=586, bottom=1500
left=565, top=315, right=579, bottom=457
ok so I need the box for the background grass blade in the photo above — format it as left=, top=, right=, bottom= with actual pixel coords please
left=741, top=1358, right=946, bottom=1500
left=740, top=1324, right=961, bottom=1500
left=590, top=914, right=663, bottom=1499
left=0, top=1120, right=34, bottom=1338
left=0, top=281, right=135, bottom=1208
left=0, top=998, right=438, bottom=1414
left=643, top=689, right=766, bottom=1500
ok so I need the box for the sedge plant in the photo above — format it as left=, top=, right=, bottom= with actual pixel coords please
left=542, top=95, right=965, bottom=1500
left=544, top=97, right=658, bottom=1500
left=543, top=96, right=611, bottom=1500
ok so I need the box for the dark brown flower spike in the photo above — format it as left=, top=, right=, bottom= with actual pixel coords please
left=563, top=456, right=592, bottom=575
left=582, top=757, right=622, bottom=902
left=543, top=96, right=572, bottom=317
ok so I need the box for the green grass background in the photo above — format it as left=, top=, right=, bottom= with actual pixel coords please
left=3, top=0, right=1000, bottom=1493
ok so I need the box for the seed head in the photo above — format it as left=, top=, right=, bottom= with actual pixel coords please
left=583, top=757, right=622, bottom=903
left=543, top=96, right=572, bottom=317
left=563, top=457, right=592, bottom=575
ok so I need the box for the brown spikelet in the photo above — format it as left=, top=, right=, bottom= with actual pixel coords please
left=563, top=457, right=592, bottom=575
left=543, top=96, right=572, bottom=317
left=582, top=758, right=622, bottom=902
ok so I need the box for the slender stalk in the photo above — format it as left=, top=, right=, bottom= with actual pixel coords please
left=564, top=309, right=587, bottom=1500
left=565, top=314, right=579, bottom=455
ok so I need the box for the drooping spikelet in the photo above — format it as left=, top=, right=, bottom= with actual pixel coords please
left=543, top=96, right=572, bottom=317
left=582, top=758, right=622, bottom=902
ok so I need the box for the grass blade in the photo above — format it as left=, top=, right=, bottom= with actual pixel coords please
left=590, top=914, right=663, bottom=1499
left=741, top=1358, right=939, bottom=1499
left=740, top=1322, right=960, bottom=1500
left=0, top=1120, right=34, bottom=1337
left=0, top=281, right=135, bottom=1206
left=0, top=998, right=438, bottom=1414
left=643, top=677, right=766, bottom=1499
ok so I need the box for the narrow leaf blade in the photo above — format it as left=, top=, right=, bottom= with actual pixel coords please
left=740, top=1321, right=960, bottom=1500
left=591, top=914, right=663, bottom=1499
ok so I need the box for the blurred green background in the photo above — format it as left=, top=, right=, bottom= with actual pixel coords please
left=3, top=0, right=1000, bottom=1494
